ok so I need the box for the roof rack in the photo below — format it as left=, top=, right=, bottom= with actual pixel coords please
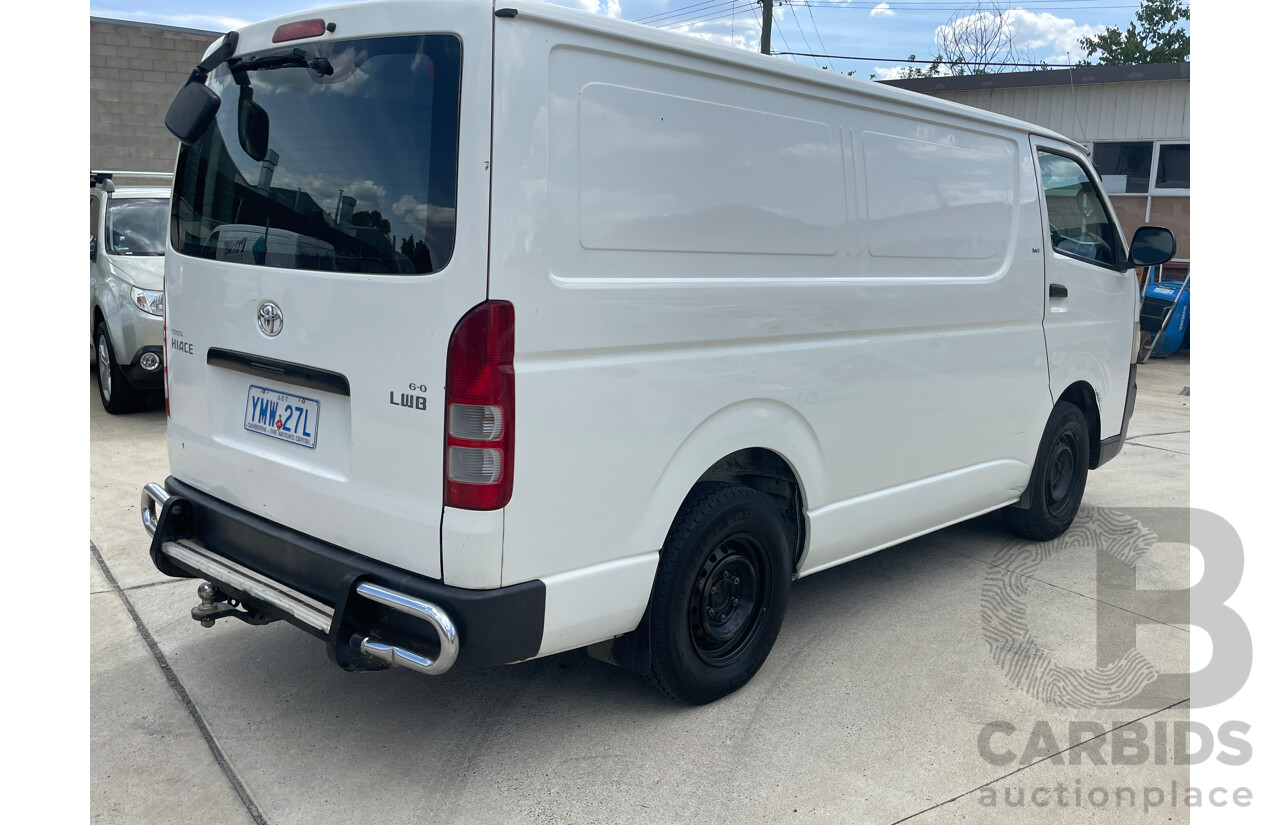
left=91, top=170, right=173, bottom=191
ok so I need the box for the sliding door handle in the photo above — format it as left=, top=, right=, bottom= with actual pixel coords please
left=1049, top=283, right=1069, bottom=299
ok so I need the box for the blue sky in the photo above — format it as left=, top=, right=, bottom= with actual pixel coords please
left=88, top=0, right=1187, bottom=80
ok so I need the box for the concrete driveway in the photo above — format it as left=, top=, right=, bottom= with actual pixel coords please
left=91, top=353, right=1191, bottom=824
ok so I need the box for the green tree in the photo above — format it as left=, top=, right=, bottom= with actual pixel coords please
left=1078, top=0, right=1189, bottom=65
left=399, top=234, right=433, bottom=272
left=351, top=209, right=391, bottom=236
left=902, top=54, right=945, bottom=79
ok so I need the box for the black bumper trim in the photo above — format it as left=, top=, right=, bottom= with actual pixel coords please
left=1096, top=363, right=1138, bottom=468
left=150, top=477, right=545, bottom=669
left=123, top=346, right=165, bottom=388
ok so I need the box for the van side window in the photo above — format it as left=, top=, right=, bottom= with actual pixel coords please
left=1037, top=150, right=1120, bottom=268
left=90, top=195, right=100, bottom=240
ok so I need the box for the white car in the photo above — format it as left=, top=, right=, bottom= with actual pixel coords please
left=90, top=172, right=170, bottom=413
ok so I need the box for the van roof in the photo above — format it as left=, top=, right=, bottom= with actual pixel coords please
left=511, top=0, right=1083, bottom=150
left=209, top=0, right=1082, bottom=151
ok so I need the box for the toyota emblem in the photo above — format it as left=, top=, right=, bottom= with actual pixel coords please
left=257, top=301, right=284, bottom=337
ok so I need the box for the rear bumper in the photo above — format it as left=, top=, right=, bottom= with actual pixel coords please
left=141, top=477, right=545, bottom=673
left=1096, top=363, right=1139, bottom=468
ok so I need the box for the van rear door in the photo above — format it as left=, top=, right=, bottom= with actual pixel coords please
left=164, top=20, right=491, bottom=580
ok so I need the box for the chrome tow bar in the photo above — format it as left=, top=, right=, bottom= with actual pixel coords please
left=354, top=582, right=460, bottom=676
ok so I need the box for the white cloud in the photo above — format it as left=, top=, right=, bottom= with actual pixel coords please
left=932, top=9, right=1107, bottom=67
left=574, top=0, right=623, bottom=18
left=870, top=3, right=895, bottom=18
left=345, top=180, right=387, bottom=212
left=872, top=63, right=953, bottom=81
left=666, top=19, right=760, bottom=53
left=392, top=194, right=455, bottom=230
left=1004, top=9, right=1107, bottom=64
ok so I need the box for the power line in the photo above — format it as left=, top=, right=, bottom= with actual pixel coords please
left=635, top=0, right=739, bottom=25
left=781, top=2, right=825, bottom=68
left=789, top=1, right=1140, bottom=9
left=771, top=51, right=1079, bottom=66
left=636, top=0, right=1141, bottom=24
left=803, top=2, right=833, bottom=68
left=643, top=1, right=745, bottom=28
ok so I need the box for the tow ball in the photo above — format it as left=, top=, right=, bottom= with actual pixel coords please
left=191, top=581, right=279, bottom=628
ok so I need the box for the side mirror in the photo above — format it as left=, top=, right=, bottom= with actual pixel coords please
left=1128, top=226, right=1176, bottom=269
left=237, top=85, right=270, bottom=163
left=90, top=235, right=98, bottom=262
left=166, top=81, right=222, bottom=145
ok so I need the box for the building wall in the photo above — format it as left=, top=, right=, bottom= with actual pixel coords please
left=90, top=18, right=219, bottom=174
left=930, top=80, right=1189, bottom=144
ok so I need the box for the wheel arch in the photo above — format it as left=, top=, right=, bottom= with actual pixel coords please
left=1056, top=380, right=1102, bottom=469
left=638, top=399, right=823, bottom=574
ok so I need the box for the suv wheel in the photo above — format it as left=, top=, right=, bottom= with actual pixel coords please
left=95, top=323, right=144, bottom=414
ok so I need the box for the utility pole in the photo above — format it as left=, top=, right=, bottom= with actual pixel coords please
left=760, top=0, right=773, bottom=56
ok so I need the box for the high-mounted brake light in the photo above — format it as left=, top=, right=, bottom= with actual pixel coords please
left=272, top=19, right=331, bottom=43
left=444, top=301, right=515, bottom=510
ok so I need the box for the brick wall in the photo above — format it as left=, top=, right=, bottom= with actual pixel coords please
left=90, top=18, right=219, bottom=174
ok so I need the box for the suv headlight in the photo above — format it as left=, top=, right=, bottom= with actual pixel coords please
left=130, top=286, right=164, bottom=317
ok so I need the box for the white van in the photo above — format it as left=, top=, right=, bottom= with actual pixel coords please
left=143, top=0, right=1175, bottom=703
left=206, top=225, right=337, bottom=271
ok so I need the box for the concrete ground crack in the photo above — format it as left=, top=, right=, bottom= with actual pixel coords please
left=932, top=544, right=1190, bottom=634
left=1125, top=441, right=1190, bottom=456
left=885, top=699, right=1189, bottom=824
left=91, top=541, right=269, bottom=825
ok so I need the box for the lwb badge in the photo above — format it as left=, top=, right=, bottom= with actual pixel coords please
left=257, top=301, right=284, bottom=337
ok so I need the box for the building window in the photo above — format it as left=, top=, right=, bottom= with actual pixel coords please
left=1092, top=142, right=1152, bottom=195
left=1155, top=143, right=1190, bottom=191
left=1090, top=141, right=1189, bottom=195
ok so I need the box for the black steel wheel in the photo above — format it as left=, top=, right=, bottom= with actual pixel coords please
left=646, top=482, right=791, bottom=704
left=1005, top=402, right=1090, bottom=541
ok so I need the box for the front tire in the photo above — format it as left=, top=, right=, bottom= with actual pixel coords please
left=645, top=482, right=791, bottom=704
left=1005, top=402, right=1090, bottom=541
left=95, top=323, right=143, bottom=414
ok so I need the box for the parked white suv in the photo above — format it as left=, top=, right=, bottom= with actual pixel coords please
left=90, top=171, right=170, bottom=413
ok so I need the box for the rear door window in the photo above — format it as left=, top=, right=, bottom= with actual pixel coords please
left=171, top=35, right=462, bottom=275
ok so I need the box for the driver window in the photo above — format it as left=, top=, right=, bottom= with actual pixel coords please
left=1037, top=150, right=1119, bottom=268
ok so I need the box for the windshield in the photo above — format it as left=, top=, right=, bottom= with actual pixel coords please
left=107, top=198, right=169, bottom=256
left=171, top=34, right=461, bottom=275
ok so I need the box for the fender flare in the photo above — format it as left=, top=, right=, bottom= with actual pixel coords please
left=635, top=398, right=825, bottom=559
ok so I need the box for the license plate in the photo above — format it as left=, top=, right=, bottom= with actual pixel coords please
left=244, top=385, right=319, bottom=449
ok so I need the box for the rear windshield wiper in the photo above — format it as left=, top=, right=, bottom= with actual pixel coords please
left=230, top=49, right=334, bottom=77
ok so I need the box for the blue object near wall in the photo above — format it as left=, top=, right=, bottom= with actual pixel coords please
left=1141, top=274, right=1190, bottom=358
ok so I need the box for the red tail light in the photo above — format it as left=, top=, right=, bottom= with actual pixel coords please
left=444, top=301, right=514, bottom=510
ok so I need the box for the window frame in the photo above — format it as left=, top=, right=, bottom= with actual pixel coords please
left=1035, top=146, right=1131, bottom=273
left=1150, top=140, right=1190, bottom=197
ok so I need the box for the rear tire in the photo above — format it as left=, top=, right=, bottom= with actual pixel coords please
left=1005, top=402, right=1090, bottom=541
left=645, top=482, right=791, bottom=705
left=95, top=323, right=143, bottom=414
